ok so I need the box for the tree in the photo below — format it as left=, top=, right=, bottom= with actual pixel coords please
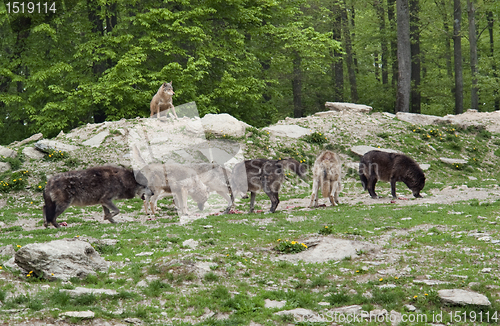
left=410, top=0, right=421, bottom=113
left=395, top=0, right=411, bottom=113
left=341, top=0, right=358, bottom=102
left=453, top=0, right=464, bottom=114
left=467, top=0, right=478, bottom=111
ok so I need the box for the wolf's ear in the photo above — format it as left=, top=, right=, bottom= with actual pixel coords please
left=169, top=81, right=172, bottom=85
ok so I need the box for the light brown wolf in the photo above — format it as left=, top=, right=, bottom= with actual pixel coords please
left=359, top=150, right=425, bottom=199
left=150, top=82, right=178, bottom=119
left=309, top=150, right=342, bottom=207
left=43, top=166, right=153, bottom=228
left=187, top=163, right=234, bottom=214
left=140, top=163, right=209, bottom=216
left=230, top=158, right=307, bottom=213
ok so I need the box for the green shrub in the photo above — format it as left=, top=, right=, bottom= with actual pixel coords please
left=0, top=170, right=29, bottom=192
left=301, top=132, right=328, bottom=145
left=275, top=239, right=308, bottom=254
left=44, top=150, right=67, bottom=161
left=319, top=225, right=334, bottom=235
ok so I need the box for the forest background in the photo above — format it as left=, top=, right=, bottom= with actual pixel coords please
left=0, top=0, right=498, bottom=145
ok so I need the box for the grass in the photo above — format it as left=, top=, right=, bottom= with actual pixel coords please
left=1, top=116, right=500, bottom=325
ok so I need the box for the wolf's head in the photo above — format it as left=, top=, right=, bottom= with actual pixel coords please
left=162, top=81, right=175, bottom=96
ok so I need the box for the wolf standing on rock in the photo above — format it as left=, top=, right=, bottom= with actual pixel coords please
left=43, top=166, right=153, bottom=228
left=150, top=81, right=178, bottom=119
left=359, top=150, right=425, bottom=199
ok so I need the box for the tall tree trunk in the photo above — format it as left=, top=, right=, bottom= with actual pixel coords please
left=487, top=11, right=499, bottom=110
left=292, top=52, right=303, bottom=118
left=395, top=0, right=411, bottom=113
left=410, top=0, right=421, bottom=113
left=467, top=0, right=478, bottom=111
left=453, top=0, right=464, bottom=114
left=350, top=4, right=358, bottom=72
left=332, top=1, right=344, bottom=101
left=374, top=0, right=388, bottom=85
left=435, top=0, right=453, bottom=79
left=387, top=0, right=398, bottom=87
left=341, top=0, right=358, bottom=102
left=374, top=51, right=380, bottom=82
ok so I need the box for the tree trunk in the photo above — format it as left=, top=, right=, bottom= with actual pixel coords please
left=467, top=0, right=478, bottom=111
left=374, top=0, right=388, bottom=85
left=410, top=0, right=421, bottom=113
left=332, top=1, right=344, bottom=101
left=341, top=0, right=358, bottom=102
left=387, top=0, right=398, bottom=87
left=487, top=11, right=499, bottom=110
left=292, top=52, right=303, bottom=118
left=395, top=0, right=411, bottom=113
left=453, top=0, right=464, bottom=114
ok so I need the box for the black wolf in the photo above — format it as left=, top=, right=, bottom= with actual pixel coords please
left=230, top=158, right=307, bottom=213
left=43, top=166, right=153, bottom=228
left=359, top=150, right=425, bottom=199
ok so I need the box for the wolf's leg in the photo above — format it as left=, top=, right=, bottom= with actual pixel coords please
left=102, top=200, right=120, bottom=223
left=218, top=191, right=233, bottom=214
left=267, top=191, right=280, bottom=213
left=367, top=176, right=379, bottom=198
left=44, top=196, right=67, bottom=228
left=249, top=192, right=256, bottom=213
left=171, top=105, right=178, bottom=119
left=333, top=180, right=340, bottom=205
left=309, top=178, right=319, bottom=207
left=390, top=178, right=398, bottom=199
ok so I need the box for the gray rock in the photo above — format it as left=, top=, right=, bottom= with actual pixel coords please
left=0, top=146, right=17, bottom=158
left=413, top=279, right=450, bottom=286
left=34, top=140, right=78, bottom=153
left=419, top=164, right=430, bottom=171
left=264, top=299, right=286, bottom=309
left=22, top=147, right=44, bottom=160
left=0, top=162, right=10, bottom=174
left=350, top=145, right=400, bottom=156
left=193, top=261, right=218, bottom=277
left=325, top=102, right=373, bottom=113
left=61, top=310, right=95, bottom=319
left=275, top=237, right=380, bottom=264
left=390, top=310, right=402, bottom=326
left=182, top=239, right=199, bottom=249
left=59, top=287, right=118, bottom=297
left=396, top=112, right=450, bottom=125
left=82, top=131, right=109, bottom=147
left=263, top=125, right=312, bottom=139
left=135, top=251, right=154, bottom=257
left=404, top=304, right=417, bottom=312
left=439, top=157, right=468, bottom=164
left=14, top=239, right=109, bottom=281
left=438, top=289, right=490, bottom=306
left=330, top=305, right=362, bottom=315
left=0, top=245, right=15, bottom=258
left=201, top=113, right=250, bottom=137
left=17, top=133, right=43, bottom=146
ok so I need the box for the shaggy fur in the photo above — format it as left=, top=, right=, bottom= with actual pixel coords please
left=187, top=163, right=234, bottom=214
left=43, top=166, right=153, bottom=228
left=359, top=150, right=425, bottom=199
left=150, top=82, right=177, bottom=119
left=230, top=158, right=307, bottom=213
left=140, top=163, right=209, bottom=216
left=309, top=151, right=342, bottom=207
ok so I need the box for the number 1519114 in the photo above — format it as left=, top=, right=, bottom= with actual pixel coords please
left=6, top=2, right=56, bottom=14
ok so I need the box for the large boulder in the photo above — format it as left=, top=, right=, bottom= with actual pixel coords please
left=263, top=125, right=312, bottom=139
left=0, top=146, right=17, bottom=158
left=201, top=113, right=250, bottom=138
left=34, top=140, right=79, bottom=153
left=82, top=131, right=109, bottom=147
left=396, top=112, right=449, bottom=126
left=22, top=147, right=44, bottom=160
left=325, top=102, right=373, bottom=113
left=14, top=239, right=109, bottom=281
left=17, top=133, right=44, bottom=146
left=438, top=289, right=490, bottom=306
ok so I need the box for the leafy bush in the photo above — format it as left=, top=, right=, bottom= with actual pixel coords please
left=319, top=225, right=333, bottom=235
left=301, top=132, right=328, bottom=145
left=44, top=150, right=67, bottom=161
left=275, top=239, right=308, bottom=254
left=0, top=170, right=29, bottom=193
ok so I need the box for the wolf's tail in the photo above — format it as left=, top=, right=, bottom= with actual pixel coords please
left=42, top=189, right=56, bottom=227
left=359, top=157, right=368, bottom=190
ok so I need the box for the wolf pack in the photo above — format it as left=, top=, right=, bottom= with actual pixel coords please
left=42, top=83, right=426, bottom=228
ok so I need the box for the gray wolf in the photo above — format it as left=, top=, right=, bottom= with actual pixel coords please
left=139, top=163, right=209, bottom=216
left=150, top=82, right=178, bottom=119
left=187, top=163, right=234, bottom=214
left=230, top=158, right=307, bottom=213
left=309, top=151, right=342, bottom=207
left=359, top=150, right=425, bottom=199
left=43, top=166, right=153, bottom=228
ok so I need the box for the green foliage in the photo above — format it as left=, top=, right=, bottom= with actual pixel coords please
left=318, top=225, right=333, bottom=235
left=43, top=150, right=66, bottom=162
left=0, top=156, right=23, bottom=171
left=275, top=239, right=308, bottom=254
left=0, top=170, right=29, bottom=193
left=301, top=132, right=328, bottom=145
